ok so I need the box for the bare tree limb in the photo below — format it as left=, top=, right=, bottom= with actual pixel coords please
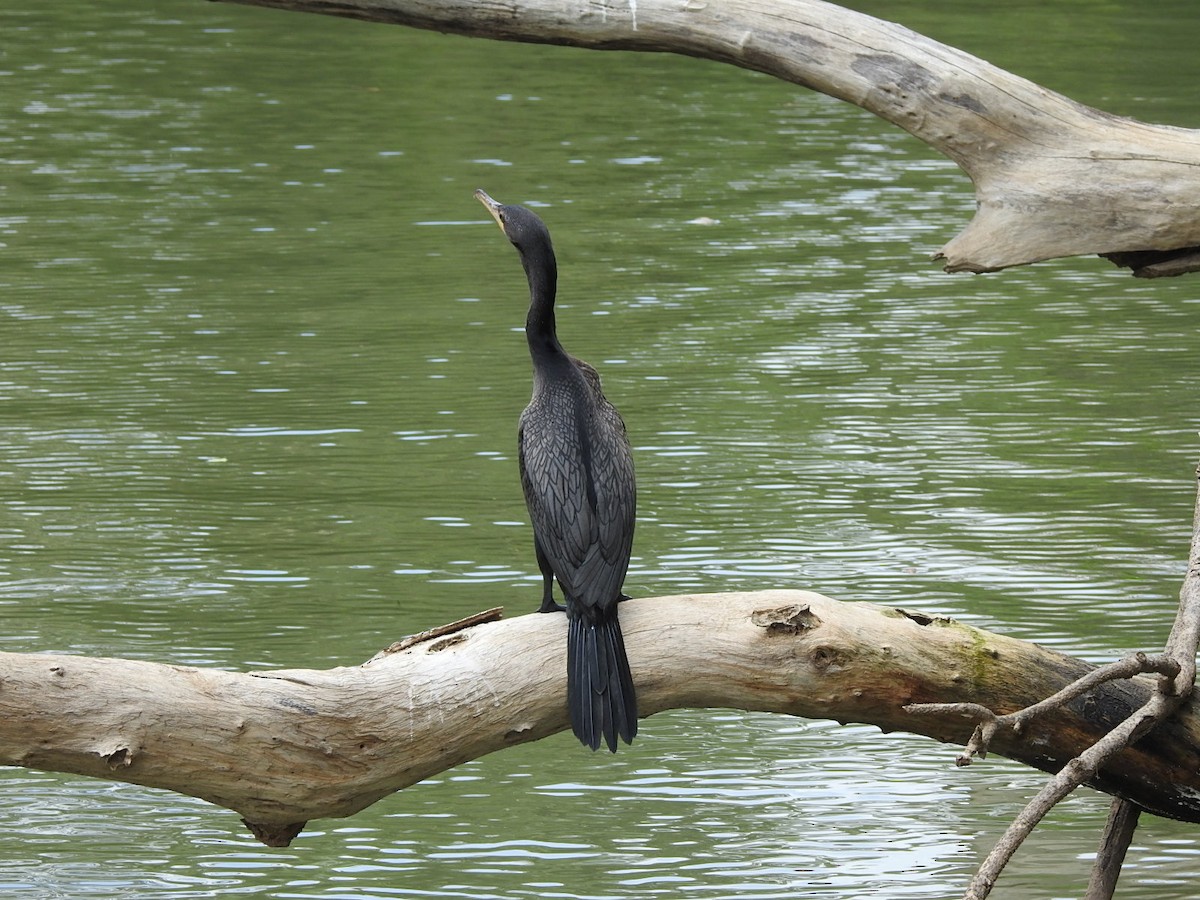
left=907, top=652, right=1180, bottom=765
left=963, top=678, right=1177, bottom=900
left=5, top=590, right=1200, bottom=849
left=1084, top=799, right=1142, bottom=900
left=1162, top=463, right=1200, bottom=695
left=920, top=463, right=1200, bottom=899
left=210, top=0, right=1200, bottom=276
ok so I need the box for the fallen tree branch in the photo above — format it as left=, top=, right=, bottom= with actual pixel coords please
left=4, top=590, right=1200, bottom=848
left=211, top=0, right=1200, bottom=276
left=911, top=463, right=1200, bottom=900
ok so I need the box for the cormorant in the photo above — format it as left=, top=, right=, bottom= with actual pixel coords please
left=474, top=189, right=638, bottom=753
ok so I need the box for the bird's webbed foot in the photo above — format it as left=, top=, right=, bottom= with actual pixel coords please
left=538, top=597, right=566, bottom=613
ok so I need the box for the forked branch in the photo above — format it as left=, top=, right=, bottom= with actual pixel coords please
left=908, top=652, right=1180, bottom=766
left=909, top=463, right=1200, bottom=900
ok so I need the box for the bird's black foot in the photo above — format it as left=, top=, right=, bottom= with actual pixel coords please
left=538, top=598, right=566, bottom=613
left=618, top=593, right=632, bottom=603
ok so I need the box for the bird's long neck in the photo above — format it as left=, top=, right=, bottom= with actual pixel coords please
left=523, top=247, right=564, bottom=363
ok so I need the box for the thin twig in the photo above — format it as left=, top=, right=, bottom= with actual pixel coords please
left=965, top=691, right=1172, bottom=900
left=905, top=652, right=1178, bottom=764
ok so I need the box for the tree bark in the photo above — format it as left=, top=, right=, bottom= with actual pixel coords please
left=3, top=590, right=1200, bottom=846
left=210, top=0, right=1200, bottom=277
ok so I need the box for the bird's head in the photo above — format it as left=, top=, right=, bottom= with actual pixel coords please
left=474, top=189, right=553, bottom=258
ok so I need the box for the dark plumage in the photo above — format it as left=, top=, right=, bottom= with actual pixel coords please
left=475, top=189, right=638, bottom=753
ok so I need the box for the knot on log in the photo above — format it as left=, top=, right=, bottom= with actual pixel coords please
left=809, top=645, right=848, bottom=671
left=751, top=603, right=820, bottom=634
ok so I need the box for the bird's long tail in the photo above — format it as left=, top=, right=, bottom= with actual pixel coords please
left=567, top=610, right=638, bottom=752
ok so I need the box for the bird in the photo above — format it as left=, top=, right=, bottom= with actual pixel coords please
left=474, top=188, right=638, bottom=753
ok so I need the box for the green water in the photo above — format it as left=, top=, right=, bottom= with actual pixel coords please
left=3, top=1, right=1200, bottom=897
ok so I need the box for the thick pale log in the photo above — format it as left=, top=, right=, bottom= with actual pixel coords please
left=2, top=590, right=1200, bottom=847
left=211, top=0, right=1200, bottom=276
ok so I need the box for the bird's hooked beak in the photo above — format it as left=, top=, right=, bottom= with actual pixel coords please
left=474, top=189, right=505, bottom=233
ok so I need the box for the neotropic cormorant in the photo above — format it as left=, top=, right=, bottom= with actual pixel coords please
left=474, top=189, right=638, bottom=753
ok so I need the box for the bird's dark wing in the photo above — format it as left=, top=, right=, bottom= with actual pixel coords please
left=571, top=357, right=636, bottom=568
left=518, top=382, right=634, bottom=613
left=578, top=391, right=635, bottom=594
left=519, top=397, right=594, bottom=588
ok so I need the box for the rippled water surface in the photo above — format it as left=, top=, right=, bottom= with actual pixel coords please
left=3, top=1, right=1200, bottom=898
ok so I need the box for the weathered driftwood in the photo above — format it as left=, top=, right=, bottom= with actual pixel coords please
left=2, top=590, right=1199, bottom=847
left=211, top=0, right=1200, bottom=277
